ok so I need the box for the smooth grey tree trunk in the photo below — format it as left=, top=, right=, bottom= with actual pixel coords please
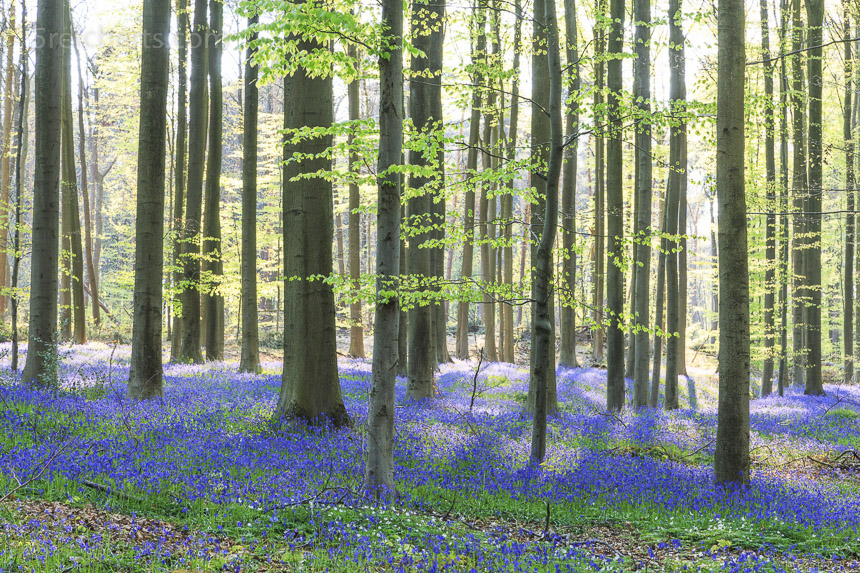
left=406, top=0, right=442, bottom=400
left=760, top=0, right=777, bottom=396
left=347, top=48, right=365, bottom=359
left=22, top=0, right=62, bottom=387
left=365, top=0, right=403, bottom=492
left=650, top=197, right=669, bottom=407
left=239, top=13, right=260, bottom=374
left=171, top=0, right=188, bottom=363
left=559, top=0, right=580, bottom=369
left=845, top=6, right=855, bottom=385
left=790, top=0, right=807, bottom=388
left=179, top=0, right=208, bottom=364
left=605, top=0, right=625, bottom=411
left=203, top=0, right=224, bottom=361
left=61, top=0, right=85, bottom=345
left=714, top=0, right=751, bottom=485
left=455, top=4, right=486, bottom=360
left=11, top=4, right=27, bottom=372
left=129, top=0, right=171, bottom=400
left=592, top=2, right=605, bottom=363
left=275, top=36, right=348, bottom=427
left=528, top=0, right=558, bottom=415
left=530, top=0, right=562, bottom=464
left=631, top=0, right=652, bottom=404
left=804, top=0, right=824, bottom=395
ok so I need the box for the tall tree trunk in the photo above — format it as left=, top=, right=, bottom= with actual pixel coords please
left=23, top=0, right=63, bottom=386
left=347, top=49, right=365, bottom=358
left=398, top=202, right=408, bottom=377
left=239, top=13, right=260, bottom=373
left=804, top=0, right=824, bottom=395
left=592, top=2, right=605, bottom=363
left=844, top=4, right=855, bottom=385
left=790, top=0, right=807, bottom=387
left=129, top=0, right=170, bottom=399
left=365, top=0, right=403, bottom=492
left=605, top=0, right=625, bottom=411
left=777, top=0, right=790, bottom=395
left=529, top=0, right=558, bottom=414
left=714, top=0, right=751, bottom=485
left=455, top=3, right=486, bottom=360
left=407, top=0, right=443, bottom=399
left=171, top=0, right=188, bottom=362
left=530, top=0, right=562, bottom=464
left=275, top=33, right=348, bottom=427
left=61, top=0, right=85, bottom=345
left=11, top=0, right=27, bottom=371
left=760, top=0, right=777, bottom=395
left=203, top=0, right=223, bottom=361
left=500, top=0, right=521, bottom=365
left=179, top=0, right=208, bottom=364
left=631, top=0, right=651, bottom=404
left=650, top=194, right=669, bottom=406
left=0, top=5, right=14, bottom=317
left=71, top=26, right=97, bottom=328
left=663, top=0, right=686, bottom=410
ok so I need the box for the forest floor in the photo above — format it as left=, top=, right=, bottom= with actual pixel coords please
left=0, top=342, right=859, bottom=572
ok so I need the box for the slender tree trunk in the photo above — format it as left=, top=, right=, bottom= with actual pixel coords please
left=275, top=31, right=348, bottom=426
left=500, top=0, right=520, bottom=364
left=605, top=0, right=625, bottom=410
left=455, top=3, right=486, bottom=360
left=365, top=0, right=403, bottom=492
left=777, top=0, right=790, bottom=395
left=528, top=0, right=558, bottom=414
left=61, top=0, right=85, bottom=345
left=347, top=51, right=365, bottom=358
left=23, top=0, right=63, bottom=386
left=804, top=0, right=824, bottom=395
left=844, top=4, right=855, bottom=385
left=129, top=0, right=170, bottom=399
left=592, top=4, right=605, bottom=363
left=407, top=0, right=443, bottom=399
left=202, top=0, right=223, bottom=361
left=71, top=26, right=97, bottom=328
left=239, top=13, right=260, bottom=373
left=398, top=202, right=408, bottom=377
left=11, top=1, right=27, bottom=371
left=714, top=0, right=751, bottom=485
left=559, top=0, right=579, bottom=368
left=790, top=0, right=807, bottom=387
left=171, top=0, right=188, bottom=362
left=179, top=0, right=208, bottom=364
left=650, top=195, right=669, bottom=407
left=531, top=0, right=562, bottom=464
left=0, top=5, right=14, bottom=317
left=631, top=0, right=652, bottom=404
left=760, top=0, right=777, bottom=395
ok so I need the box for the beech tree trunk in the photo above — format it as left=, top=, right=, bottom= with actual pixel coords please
left=804, top=0, right=824, bottom=395
left=845, top=4, right=856, bottom=385
left=365, top=0, right=403, bottom=492
left=605, top=0, right=625, bottom=411
left=61, top=0, right=85, bottom=345
left=11, top=1, right=27, bottom=371
left=171, top=0, right=188, bottom=362
left=631, top=0, right=651, bottom=404
left=455, top=4, right=486, bottom=360
left=129, top=0, right=170, bottom=399
left=23, top=0, right=63, bottom=387
left=592, top=2, right=605, bottom=363
left=179, top=0, right=208, bottom=364
left=530, top=0, right=562, bottom=464
left=714, top=0, right=751, bottom=485
left=407, top=0, right=443, bottom=399
left=239, top=13, right=260, bottom=373
left=275, top=32, right=348, bottom=427
left=0, top=5, right=14, bottom=316
left=203, top=0, right=224, bottom=361
left=347, top=48, right=365, bottom=358
left=790, top=0, right=807, bottom=387
left=760, top=0, right=777, bottom=395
